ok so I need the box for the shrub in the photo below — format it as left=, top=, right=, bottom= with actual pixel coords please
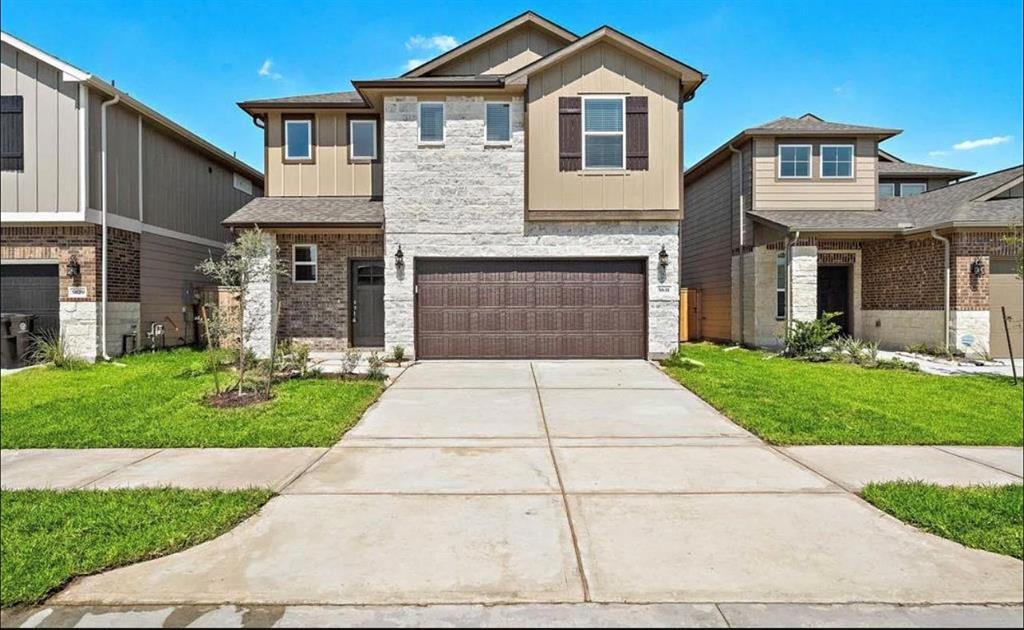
left=391, top=345, right=406, bottom=363
left=830, top=337, right=880, bottom=368
left=781, top=312, right=842, bottom=360
left=28, top=331, right=85, bottom=370
left=875, top=357, right=921, bottom=371
left=341, top=349, right=360, bottom=376
left=367, top=352, right=386, bottom=380
left=275, top=341, right=311, bottom=377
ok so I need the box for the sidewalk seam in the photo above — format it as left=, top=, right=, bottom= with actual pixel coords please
left=932, top=446, right=1024, bottom=479
left=76, top=449, right=165, bottom=489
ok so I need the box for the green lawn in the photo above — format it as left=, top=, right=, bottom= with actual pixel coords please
left=0, top=349, right=383, bottom=448
left=863, top=482, right=1023, bottom=559
left=0, top=488, right=272, bottom=607
left=663, top=343, right=1023, bottom=446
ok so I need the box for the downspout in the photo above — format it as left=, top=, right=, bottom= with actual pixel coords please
left=100, top=93, right=121, bottom=360
left=787, top=231, right=800, bottom=329
left=930, top=230, right=951, bottom=352
left=728, top=143, right=745, bottom=344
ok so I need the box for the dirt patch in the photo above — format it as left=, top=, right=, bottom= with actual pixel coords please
left=205, top=391, right=269, bottom=408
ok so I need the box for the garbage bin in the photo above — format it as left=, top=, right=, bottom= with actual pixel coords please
left=0, top=313, right=17, bottom=369
left=10, top=314, right=37, bottom=364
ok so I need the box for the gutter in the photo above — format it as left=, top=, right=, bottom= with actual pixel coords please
left=930, top=230, right=952, bottom=352
left=100, top=92, right=121, bottom=361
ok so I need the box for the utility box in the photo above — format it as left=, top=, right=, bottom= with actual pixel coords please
left=679, top=288, right=702, bottom=342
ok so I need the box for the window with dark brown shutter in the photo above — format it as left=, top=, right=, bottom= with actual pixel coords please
left=625, top=96, right=648, bottom=171
left=558, top=96, right=582, bottom=171
left=1, top=95, right=25, bottom=172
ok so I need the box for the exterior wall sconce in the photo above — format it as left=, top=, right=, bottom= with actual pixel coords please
left=65, top=256, right=81, bottom=279
left=970, top=258, right=985, bottom=278
left=395, top=244, right=405, bottom=269
left=658, top=245, right=670, bottom=268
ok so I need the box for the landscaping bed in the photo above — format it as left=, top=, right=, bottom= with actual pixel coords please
left=663, top=343, right=1023, bottom=446
left=0, top=488, right=272, bottom=607
left=0, top=349, right=384, bottom=448
left=862, top=482, right=1023, bottom=560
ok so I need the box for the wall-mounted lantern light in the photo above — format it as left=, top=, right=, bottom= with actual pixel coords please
left=65, top=256, right=81, bottom=279
left=970, top=258, right=985, bottom=278
left=658, top=245, right=670, bottom=269
left=395, top=244, right=405, bottom=269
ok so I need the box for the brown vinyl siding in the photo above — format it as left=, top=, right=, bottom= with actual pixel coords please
left=139, top=232, right=221, bottom=344
left=752, top=137, right=878, bottom=210
left=0, top=41, right=80, bottom=213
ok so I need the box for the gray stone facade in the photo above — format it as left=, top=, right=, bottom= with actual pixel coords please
left=382, top=95, right=680, bottom=358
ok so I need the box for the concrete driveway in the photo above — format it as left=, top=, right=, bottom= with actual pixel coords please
left=54, top=360, right=1023, bottom=607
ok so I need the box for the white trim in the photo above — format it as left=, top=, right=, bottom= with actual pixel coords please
left=292, top=243, right=317, bottom=283
left=2, top=211, right=86, bottom=224
left=283, top=119, right=313, bottom=160
left=78, top=84, right=89, bottom=212
left=417, top=101, right=445, bottom=145
left=819, top=143, right=855, bottom=179
left=0, top=32, right=91, bottom=82
left=2, top=210, right=226, bottom=249
left=484, top=101, right=512, bottom=145
left=879, top=182, right=896, bottom=198
left=0, top=258, right=60, bottom=265
left=899, top=182, right=927, bottom=197
left=582, top=95, right=626, bottom=170
left=349, top=118, right=378, bottom=160
left=138, top=115, right=144, bottom=221
left=778, top=144, right=812, bottom=179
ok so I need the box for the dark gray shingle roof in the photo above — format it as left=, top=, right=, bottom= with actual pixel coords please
left=239, top=91, right=367, bottom=109
left=223, top=197, right=383, bottom=227
left=877, top=161, right=975, bottom=178
left=748, top=114, right=900, bottom=137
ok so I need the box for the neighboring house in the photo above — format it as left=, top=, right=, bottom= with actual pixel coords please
left=681, top=113, right=1023, bottom=358
left=0, top=32, right=263, bottom=360
left=228, top=11, right=704, bottom=359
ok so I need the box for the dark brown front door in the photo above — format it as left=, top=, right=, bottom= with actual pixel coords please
left=415, top=259, right=646, bottom=359
left=351, top=260, right=384, bottom=347
left=817, top=265, right=851, bottom=336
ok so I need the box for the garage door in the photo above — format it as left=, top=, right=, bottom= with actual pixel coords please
left=989, top=258, right=1023, bottom=359
left=0, top=264, right=60, bottom=335
left=415, top=259, right=646, bottom=359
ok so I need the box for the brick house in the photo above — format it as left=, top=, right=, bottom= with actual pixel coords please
left=1, top=32, right=262, bottom=360
left=682, top=114, right=1023, bottom=358
left=227, top=12, right=705, bottom=359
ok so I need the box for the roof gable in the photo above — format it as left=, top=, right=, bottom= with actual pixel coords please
left=402, top=12, right=577, bottom=78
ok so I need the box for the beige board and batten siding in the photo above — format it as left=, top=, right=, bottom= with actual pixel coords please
left=430, top=24, right=567, bottom=76
left=752, top=137, right=877, bottom=210
left=526, top=42, right=680, bottom=217
left=265, top=110, right=380, bottom=198
left=0, top=41, right=79, bottom=213
left=139, top=231, right=215, bottom=343
left=142, top=120, right=259, bottom=242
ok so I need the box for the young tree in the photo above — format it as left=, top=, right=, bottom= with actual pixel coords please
left=197, top=227, right=288, bottom=397
left=1005, top=223, right=1023, bottom=279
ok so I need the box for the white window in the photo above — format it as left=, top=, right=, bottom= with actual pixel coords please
left=232, top=173, right=253, bottom=195
left=776, top=253, right=787, bottom=319
left=820, top=144, right=854, bottom=178
left=879, top=182, right=896, bottom=198
left=293, top=244, right=317, bottom=283
left=583, top=96, right=625, bottom=169
left=778, top=144, right=811, bottom=178
left=485, top=102, right=511, bottom=143
left=284, top=119, right=313, bottom=160
left=418, top=102, right=445, bottom=143
left=900, top=182, right=927, bottom=196
left=349, top=119, right=377, bottom=160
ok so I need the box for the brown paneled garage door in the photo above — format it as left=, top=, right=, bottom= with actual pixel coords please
left=416, top=259, right=646, bottom=359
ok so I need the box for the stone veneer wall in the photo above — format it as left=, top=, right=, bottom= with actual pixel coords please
left=381, top=95, right=680, bottom=358
left=275, top=232, right=385, bottom=351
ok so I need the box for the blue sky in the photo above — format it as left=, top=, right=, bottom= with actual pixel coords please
left=4, top=0, right=1022, bottom=174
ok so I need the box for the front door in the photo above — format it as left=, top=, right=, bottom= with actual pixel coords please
left=351, top=260, right=385, bottom=347
left=817, top=265, right=851, bottom=336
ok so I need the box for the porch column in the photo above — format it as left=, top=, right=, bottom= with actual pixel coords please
left=790, top=245, right=818, bottom=322
left=242, top=232, right=279, bottom=359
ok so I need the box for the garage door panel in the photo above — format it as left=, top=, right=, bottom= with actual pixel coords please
left=0, top=264, right=60, bottom=335
left=416, top=259, right=646, bottom=359
left=990, top=258, right=1023, bottom=358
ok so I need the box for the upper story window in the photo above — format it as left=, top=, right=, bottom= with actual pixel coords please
left=485, top=102, right=511, bottom=144
left=232, top=173, right=253, bottom=195
left=820, top=144, right=854, bottom=178
left=284, top=117, right=313, bottom=161
left=418, top=102, right=445, bottom=144
left=879, top=182, right=896, bottom=197
left=350, top=119, right=378, bottom=160
left=776, top=253, right=787, bottom=320
left=583, top=96, right=625, bottom=169
left=778, top=144, right=811, bottom=178
left=900, top=182, right=926, bottom=196
left=0, top=95, right=24, bottom=171
left=293, top=244, right=317, bottom=283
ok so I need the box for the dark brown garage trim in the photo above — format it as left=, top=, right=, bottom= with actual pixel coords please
left=414, top=258, right=648, bottom=359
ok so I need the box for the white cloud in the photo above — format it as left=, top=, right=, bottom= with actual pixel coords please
left=405, top=34, right=458, bottom=53
left=258, top=59, right=282, bottom=80
left=404, top=58, right=427, bottom=71
left=928, top=150, right=950, bottom=157
left=952, top=135, right=1012, bottom=151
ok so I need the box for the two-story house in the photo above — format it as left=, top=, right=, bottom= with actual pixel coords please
left=682, top=113, right=1023, bottom=358
left=228, top=12, right=705, bottom=359
left=1, top=32, right=263, bottom=361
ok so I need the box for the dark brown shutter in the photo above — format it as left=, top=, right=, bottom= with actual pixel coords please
left=1, top=95, right=25, bottom=171
left=558, top=96, right=582, bottom=171
left=625, top=96, right=648, bottom=171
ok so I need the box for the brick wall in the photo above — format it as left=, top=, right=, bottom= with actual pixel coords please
left=107, top=228, right=140, bottom=302
left=275, top=232, right=384, bottom=351
left=951, top=232, right=1018, bottom=311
